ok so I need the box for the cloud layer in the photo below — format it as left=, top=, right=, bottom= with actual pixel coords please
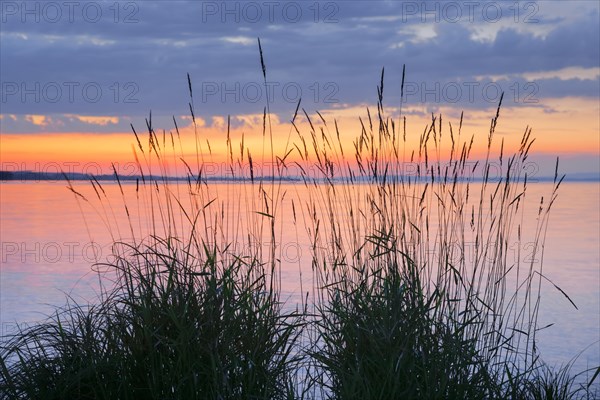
left=1, top=0, right=598, bottom=133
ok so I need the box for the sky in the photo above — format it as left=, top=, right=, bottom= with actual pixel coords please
left=1, top=0, right=599, bottom=178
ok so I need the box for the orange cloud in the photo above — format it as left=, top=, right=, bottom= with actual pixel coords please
left=2, top=98, right=597, bottom=176
left=24, top=114, right=50, bottom=127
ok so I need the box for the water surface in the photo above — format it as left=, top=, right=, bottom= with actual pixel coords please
left=1, top=181, right=598, bottom=383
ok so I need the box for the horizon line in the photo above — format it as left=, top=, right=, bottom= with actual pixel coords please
left=1, top=170, right=599, bottom=183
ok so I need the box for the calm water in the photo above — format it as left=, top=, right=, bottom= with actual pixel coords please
left=1, top=181, right=599, bottom=382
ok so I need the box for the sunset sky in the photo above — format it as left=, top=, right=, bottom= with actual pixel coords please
left=1, top=1, right=599, bottom=179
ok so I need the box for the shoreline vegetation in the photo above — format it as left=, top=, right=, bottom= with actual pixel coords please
left=2, top=170, right=600, bottom=183
left=1, top=42, right=599, bottom=399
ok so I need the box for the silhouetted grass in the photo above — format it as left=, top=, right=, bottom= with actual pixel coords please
left=1, top=43, right=598, bottom=399
left=0, top=235, right=302, bottom=399
left=284, top=65, right=597, bottom=399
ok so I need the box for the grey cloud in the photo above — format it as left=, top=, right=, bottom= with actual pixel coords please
left=1, top=0, right=598, bottom=133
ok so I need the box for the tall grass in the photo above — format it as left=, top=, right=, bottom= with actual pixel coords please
left=0, top=238, right=301, bottom=399
left=291, top=67, right=595, bottom=399
left=0, top=45, right=303, bottom=399
left=1, top=44, right=598, bottom=399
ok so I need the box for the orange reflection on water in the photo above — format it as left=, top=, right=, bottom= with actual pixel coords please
left=0, top=180, right=598, bottom=374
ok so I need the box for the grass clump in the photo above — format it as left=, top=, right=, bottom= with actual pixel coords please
left=312, top=250, right=493, bottom=399
left=295, top=68, right=596, bottom=398
left=1, top=43, right=304, bottom=400
left=0, top=236, right=302, bottom=399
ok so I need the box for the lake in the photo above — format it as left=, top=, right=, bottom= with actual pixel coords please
left=1, top=180, right=598, bottom=385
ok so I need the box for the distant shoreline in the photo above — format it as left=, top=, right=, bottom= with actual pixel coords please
left=1, top=170, right=598, bottom=183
